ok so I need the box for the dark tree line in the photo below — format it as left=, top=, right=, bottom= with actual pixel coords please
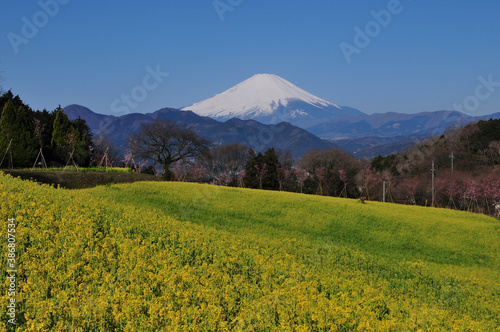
left=0, top=91, right=92, bottom=168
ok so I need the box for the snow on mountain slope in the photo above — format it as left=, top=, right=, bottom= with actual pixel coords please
left=182, top=74, right=364, bottom=128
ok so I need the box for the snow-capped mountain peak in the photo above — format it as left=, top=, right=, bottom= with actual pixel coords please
left=182, top=74, right=363, bottom=128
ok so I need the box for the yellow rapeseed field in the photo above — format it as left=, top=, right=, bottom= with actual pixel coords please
left=1, top=172, right=499, bottom=331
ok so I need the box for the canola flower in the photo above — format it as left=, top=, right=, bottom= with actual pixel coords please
left=0, top=172, right=499, bottom=331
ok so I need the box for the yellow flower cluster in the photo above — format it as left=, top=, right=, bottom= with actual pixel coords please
left=0, top=172, right=499, bottom=331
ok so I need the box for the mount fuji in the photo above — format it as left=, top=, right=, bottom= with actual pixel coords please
left=182, top=74, right=364, bottom=128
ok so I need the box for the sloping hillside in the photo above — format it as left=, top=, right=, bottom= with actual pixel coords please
left=1, top=173, right=499, bottom=330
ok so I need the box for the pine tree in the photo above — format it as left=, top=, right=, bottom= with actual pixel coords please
left=0, top=90, right=24, bottom=118
left=0, top=100, right=37, bottom=167
left=51, top=107, right=72, bottom=163
left=51, top=107, right=72, bottom=148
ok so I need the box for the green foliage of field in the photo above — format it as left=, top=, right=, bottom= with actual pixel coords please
left=92, top=182, right=500, bottom=274
left=1, top=173, right=500, bottom=331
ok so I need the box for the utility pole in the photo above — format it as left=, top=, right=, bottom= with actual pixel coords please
left=450, top=152, right=454, bottom=174
left=431, top=161, right=435, bottom=207
left=382, top=181, right=386, bottom=203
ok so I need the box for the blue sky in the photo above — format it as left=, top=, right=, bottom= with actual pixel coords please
left=1, top=1, right=500, bottom=116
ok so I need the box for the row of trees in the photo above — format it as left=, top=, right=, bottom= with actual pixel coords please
left=132, top=118, right=499, bottom=217
left=0, top=91, right=92, bottom=168
left=371, top=119, right=500, bottom=176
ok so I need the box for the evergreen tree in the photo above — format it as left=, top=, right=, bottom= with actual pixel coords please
left=51, top=107, right=72, bottom=148
left=243, top=148, right=281, bottom=190
left=70, top=117, right=93, bottom=166
left=0, top=100, right=37, bottom=167
left=0, top=91, right=94, bottom=167
left=51, top=107, right=72, bottom=163
left=262, top=148, right=280, bottom=190
left=0, top=91, right=24, bottom=118
left=244, top=148, right=259, bottom=188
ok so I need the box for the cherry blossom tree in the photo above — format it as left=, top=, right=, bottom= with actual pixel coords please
left=191, top=163, right=207, bottom=183
left=401, top=177, right=419, bottom=205
left=294, top=167, right=308, bottom=193
left=136, top=160, right=148, bottom=173
left=434, top=178, right=447, bottom=207
left=124, top=148, right=146, bottom=173
left=217, top=172, right=231, bottom=186
left=237, top=169, right=246, bottom=188
left=482, top=176, right=500, bottom=215
left=445, top=180, right=462, bottom=210
left=464, top=179, right=481, bottom=212
left=362, top=164, right=381, bottom=200
left=277, top=163, right=291, bottom=191
left=171, top=160, right=188, bottom=182
left=33, top=118, right=45, bottom=145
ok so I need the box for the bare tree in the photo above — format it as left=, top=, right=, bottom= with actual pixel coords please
left=298, top=148, right=359, bottom=196
left=488, top=141, right=500, bottom=165
left=201, top=143, right=248, bottom=178
left=129, top=120, right=210, bottom=179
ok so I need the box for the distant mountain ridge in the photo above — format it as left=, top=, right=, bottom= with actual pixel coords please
left=65, top=72, right=500, bottom=159
left=63, top=105, right=335, bottom=159
left=64, top=104, right=116, bottom=131
left=65, top=104, right=500, bottom=159
left=181, top=74, right=500, bottom=150
left=323, top=111, right=500, bottom=157
left=182, top=74, right=364, bottom=128
left=309, top=110, right=476, bottom=140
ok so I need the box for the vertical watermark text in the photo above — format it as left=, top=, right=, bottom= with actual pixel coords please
left=6, top=218, right=17, bottom=325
